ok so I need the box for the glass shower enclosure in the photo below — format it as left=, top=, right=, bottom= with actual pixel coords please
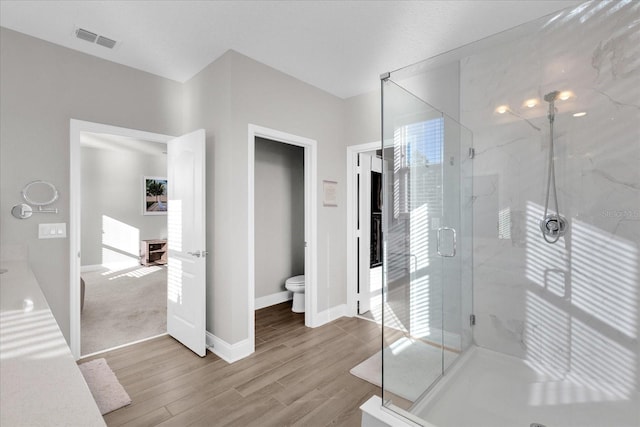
left=380, top=76, right=474, bottom=419
left=372, top=2, right=640, bottom=426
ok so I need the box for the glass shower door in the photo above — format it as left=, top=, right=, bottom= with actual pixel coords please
left=381, top=78, right=473, bottom=419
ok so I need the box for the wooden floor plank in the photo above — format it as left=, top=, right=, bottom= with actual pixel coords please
left=89, top=303, right=387, bottom=426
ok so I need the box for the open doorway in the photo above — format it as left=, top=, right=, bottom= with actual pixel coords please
left=253, top=137, right=306, bottom=334
left=254, top=137, right=305, bottom=311
left=247, top=124, right=318, bottom=354
left=70, top=120, right=173, bottom=359
left=71, top=122, right=207, bottom=359
left=78, top=132, right=168, bottom=356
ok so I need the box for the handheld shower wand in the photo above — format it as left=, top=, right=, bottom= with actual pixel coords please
left=540, top=91, right=567, bottom=244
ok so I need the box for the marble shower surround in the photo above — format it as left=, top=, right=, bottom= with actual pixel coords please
left=462, top=0, right=639, bottom=394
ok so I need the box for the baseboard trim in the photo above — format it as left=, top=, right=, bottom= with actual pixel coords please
left=80, top=264, right=104, bottom=273
left=80, top=262, right=142, bottom=273
left=206, top=332, right=254, bottom=364
left=255, top=290, right=292, bottom=310
left=312, top=304, right=348, bottom=327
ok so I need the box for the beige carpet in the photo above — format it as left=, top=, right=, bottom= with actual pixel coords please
left=81, top=265, right=167, bottom=355
left=79, top=358, right=131, bottom=415
left=350, top=337, right=451, bottom=402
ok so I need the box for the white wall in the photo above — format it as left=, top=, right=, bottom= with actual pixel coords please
left=80, top=144, right=167, bottom=267
left=254, top=137, right=304, bottom=299
left=0, top=28, right=182, bottom=341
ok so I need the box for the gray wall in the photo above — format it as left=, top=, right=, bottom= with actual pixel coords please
left=342, top=60, right=460, bottom=146
left=181, top=51, right=232, bottom=342
left=2, top=29, right=351, bottom=348
left=0, top=28, right=182, bottom=341
left=387, top=60, right=461, bottom=121
left=184, top=50, right=347, bottom=344
left=80, top=145, right=167, bottom=267
left=344, top=90, right=380, bottom=146
left=254, top=137, right=304, bottom=299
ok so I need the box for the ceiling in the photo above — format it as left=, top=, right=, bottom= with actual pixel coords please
left=0, top=0, right=581, bottom=99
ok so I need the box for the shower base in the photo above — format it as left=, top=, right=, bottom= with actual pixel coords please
left=413, top=346, right=640, bottom=427
left=362, top=346, right=639, bottom=427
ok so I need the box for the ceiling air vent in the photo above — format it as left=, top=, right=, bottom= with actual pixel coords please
left=96, top=36, right=117, bottom=49
left=75, top=27, right=117, bottom=49
left=75, top=28, right=97, bottom=43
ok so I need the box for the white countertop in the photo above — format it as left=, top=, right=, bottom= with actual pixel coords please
left=0, top=261, right=106, bottom=426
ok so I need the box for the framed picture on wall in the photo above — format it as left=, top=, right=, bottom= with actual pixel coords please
left=323, top=180, right=338, bottom=207
left=143, top=176, right=168, bottom=215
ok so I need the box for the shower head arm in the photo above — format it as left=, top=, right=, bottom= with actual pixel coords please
left=548, top=103, right=555, bottom=122
left=544, top=91, right=560, bottom=122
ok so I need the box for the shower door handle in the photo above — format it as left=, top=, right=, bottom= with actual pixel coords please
left=437, top=227, right=457, bottom=257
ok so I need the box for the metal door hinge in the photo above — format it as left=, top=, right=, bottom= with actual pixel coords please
left=470, top=314, right=476, bottom=326
left=187, top=250, right=208, bottom=258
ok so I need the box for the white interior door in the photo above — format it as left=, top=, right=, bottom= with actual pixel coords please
left=358, top=153, right=372, bottom=314
left=167, top=129, right=206, bottom=357
left=358, top=153, right=383, bottom=314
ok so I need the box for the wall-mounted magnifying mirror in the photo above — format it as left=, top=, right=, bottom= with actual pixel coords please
left=12, top=180, right=59, bottom=219
left=11, top=203, right=33, bottom=219
left=22, top=180, right=59, bottom=206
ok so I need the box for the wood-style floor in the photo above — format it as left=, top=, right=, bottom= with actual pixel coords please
left=81, top=302, right=392, bottom=426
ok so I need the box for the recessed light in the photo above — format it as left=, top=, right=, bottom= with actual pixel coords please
left=573, top=112, right=587, bottom=117
left=524, top=99, right=538, bottom=108
left=559, top=91, right=572, bottom=101
left=496, top=105, right=508, bottom=114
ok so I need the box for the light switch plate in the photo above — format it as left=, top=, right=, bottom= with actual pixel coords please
left=39, top=223, right=67, bottom=239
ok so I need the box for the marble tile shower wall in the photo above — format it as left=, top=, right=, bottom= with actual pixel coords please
left=462, top=1, right=639, bottom=392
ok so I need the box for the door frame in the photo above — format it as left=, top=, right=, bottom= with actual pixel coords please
left=247, top=124, right=318, bottom=345
left=69, top=119, right=173, bottom=360
left=346, top=141, right=381, bottom=317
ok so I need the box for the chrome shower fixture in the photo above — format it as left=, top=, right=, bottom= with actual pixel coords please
left=543, top=90, right=560, bottom=102
left=544, top=90, right=561, bottom=123
left=540, top=214, right=567, bottom=240
left=540, top=89, right=567, bottom=244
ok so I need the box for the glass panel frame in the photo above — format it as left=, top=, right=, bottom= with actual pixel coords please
left=381, top=77, right=474, bottom=423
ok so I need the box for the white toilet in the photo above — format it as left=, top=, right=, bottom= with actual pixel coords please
left=285, top=275, right=305, bottom=313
